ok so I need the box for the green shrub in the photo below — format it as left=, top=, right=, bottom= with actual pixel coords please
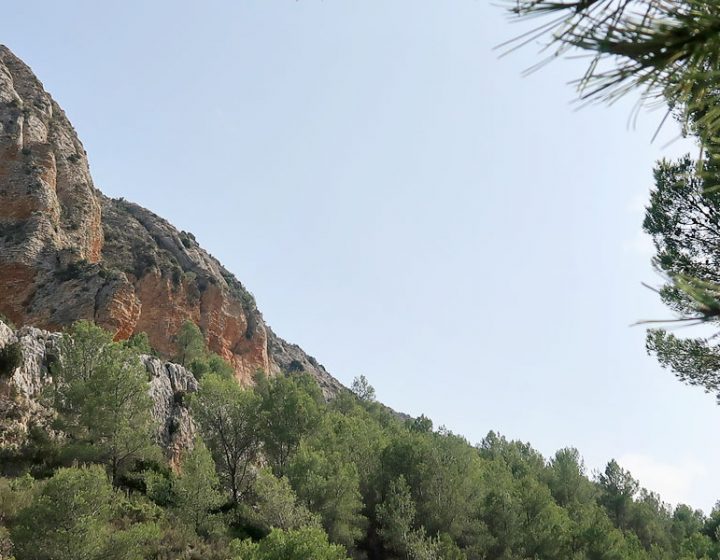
left=57, top=259, right=89, bottom=282
left=131, top=251, right=157, bottom=279
left=171, top=266, right=182, bottom=286
left=0, top=312, right=15, bottom=328
left=230, top=527, right=349, bottom=560
left=0, top=342, right=22, bottom=377
left=179, top=231, right=196, bottom=249
left=0, top=222, right=26, bottom=245
left=124, top=332, right=153, bottom=354
left=287, top=360, right=304, bottom=373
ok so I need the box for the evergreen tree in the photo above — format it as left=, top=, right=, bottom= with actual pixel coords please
left=376, top=475, right=417, bottom=556
left=502, top=0, right=720, bottom=406
left=258, top=374, right=323, bottom=474
left=350, top=375, right=376, bottom=402
left=251, top=469, right=320, bottom=531
left=546, top=447, right=595, bottom=510
left=174, top=320, right=205, bottom=368
left=230, top=527, right=349, bottom=560
left=503, top=0, right=720, bottom=146
left=48, top=321, right=158, bottom=482
left=175, top=438, right=224, bottom=536
left=287, top=444, right=366, bottom=549
left=191, top=373, right=261, bottom=502
left=11, top=466, right=113, bottom=560
left=11, top=466, right=160, bottom=560
left=598, top=460, right=640, bottom=530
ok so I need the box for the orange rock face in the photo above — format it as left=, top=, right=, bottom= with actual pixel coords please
left=95, top=280, right=142, bottom=342
left=129, top=272, right=269, bottom=385
left=0, top=263, right=37, bottom=324
left=0, top=44, right=343, bottom=397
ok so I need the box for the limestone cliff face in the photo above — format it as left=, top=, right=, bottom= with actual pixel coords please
left=0, top=319, right=197, bottom=466
left=0, top=45, right=343, bottom=396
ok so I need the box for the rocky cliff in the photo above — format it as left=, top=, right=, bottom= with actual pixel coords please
left=0, top=319, right=196, bottom=466
left=0, top=45, right=342, bottom=397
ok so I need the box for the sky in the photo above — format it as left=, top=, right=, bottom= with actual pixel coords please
left=2, top=1, right=717, bottom=511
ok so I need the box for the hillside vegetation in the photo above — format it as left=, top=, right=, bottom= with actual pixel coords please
left=0, top=321, right=717, bottom=560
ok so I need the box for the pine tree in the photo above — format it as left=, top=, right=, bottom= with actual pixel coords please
left=48, top=321, right=158, bottom=482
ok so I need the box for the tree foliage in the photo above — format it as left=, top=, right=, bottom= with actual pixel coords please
left=230, top=527, right=350, bottom=560
left=503, top=0, right=720, bottom=145
left=5, top=321, right=720, bottom=559
left=258, top=374, right=323, bottom=474
left=0, top=341, right=22, bottom=378
left=174, top=438, right=224, bottom=536
left=190, top=373, right=261, bottom=502
left=174, top=320, right=205, bottom=368
left=350, top=375, right=376, bottom=402
left=641, top=153, right=720, bottom=397
left=287, top=444, right=366, bottom=549
left=250, top=469, right=320, bottom=532
left=10, top=466, right=161, bottom=560
left=48, top=321, right=159, bottom=482
left=502, top=0, right=720, bottom=407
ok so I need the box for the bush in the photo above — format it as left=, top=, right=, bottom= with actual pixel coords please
left=287, top=360, right=304, bottom=373
left=0, top=312, right=15, bottom=328
left=124, top=332, right=153, bottom=355
left=179, top=231, right=195, bottom=249
left=0, top=342, right=23, bottom=378
left=171, top=266, right=182, bottom=287
left=0, top=222, right=28, bottom=245
left=57, top=259, right=89, bottom=282
left=133, top=252, right=157, bottom=279
left=230, top=527, right=349, bottom=560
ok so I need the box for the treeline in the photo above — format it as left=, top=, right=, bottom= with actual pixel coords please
left=0, top=321, right=718, bottom=559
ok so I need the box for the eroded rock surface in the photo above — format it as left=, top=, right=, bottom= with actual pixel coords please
left=145, top=356, right=199, bottom=467
left=0, top=44, right=343, bottom=395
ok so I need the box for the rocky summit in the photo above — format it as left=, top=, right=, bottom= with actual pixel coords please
left=0, top=45, right=342, bottom=396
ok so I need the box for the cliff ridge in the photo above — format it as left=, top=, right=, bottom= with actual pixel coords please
left=0, top=45, right=342, bottom=397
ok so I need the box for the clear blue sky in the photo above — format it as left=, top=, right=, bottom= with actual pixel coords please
left=3, top=1, right=716, bottom=510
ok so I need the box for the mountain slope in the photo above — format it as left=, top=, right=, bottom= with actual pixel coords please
left=0, top=45, right=342, bottom=396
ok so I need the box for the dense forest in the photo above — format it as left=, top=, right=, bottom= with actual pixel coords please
left=0, top=320, right=718, bottom=560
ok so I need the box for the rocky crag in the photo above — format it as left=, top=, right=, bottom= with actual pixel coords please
left=0, top=45, right=342, bottom=397
left=0, top=319, right=196, bottom=466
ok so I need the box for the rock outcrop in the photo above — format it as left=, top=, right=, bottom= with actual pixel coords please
left=0, top=45, right=343, bottom=397
left=145, top=356, right=198, bottom=467
left=0, top=320, right=58, bottom=450
left=0, top=319, right=197, bottom=465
